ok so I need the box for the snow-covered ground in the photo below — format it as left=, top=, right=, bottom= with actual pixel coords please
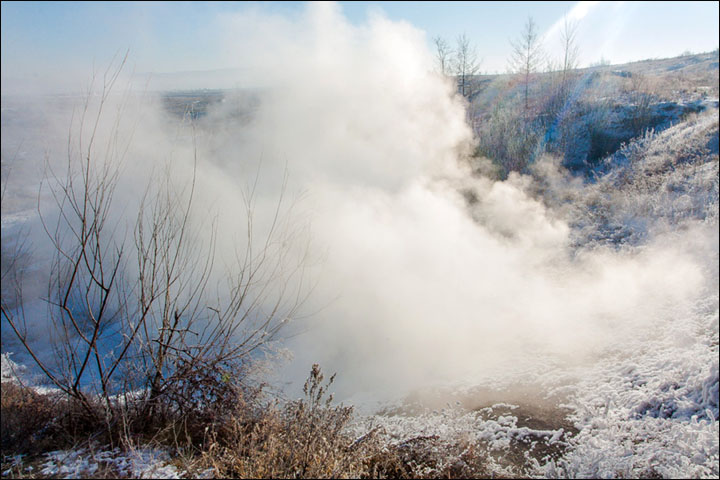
left=1, top=445, right=214, bottom=479
left=345, top=108, right=719, bottom=478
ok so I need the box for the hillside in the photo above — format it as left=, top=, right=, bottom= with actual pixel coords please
left=470, top=50, right=718, bottom=174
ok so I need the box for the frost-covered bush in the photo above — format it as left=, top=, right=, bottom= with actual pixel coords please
left=537, top=109, right=720, bottom=249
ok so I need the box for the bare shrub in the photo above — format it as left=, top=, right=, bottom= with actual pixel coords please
left=0, top=54, right=310, bottom=439
left=474, top=102, right=544, bottom=177
left=199, top=365, right=361, bottom=478
left=0, top=382, right=59, bottom=455
left=623, top=72, right=657, bottom=135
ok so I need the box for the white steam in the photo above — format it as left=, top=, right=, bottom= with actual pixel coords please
left=2, top=2, right=715, bottom=403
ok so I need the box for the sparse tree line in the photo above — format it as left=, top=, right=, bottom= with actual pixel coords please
left=435, top=15, right=666, bottom=178
left=434, top=33, right=482, bottom=99
left=435, top=17, right=578, bottom=105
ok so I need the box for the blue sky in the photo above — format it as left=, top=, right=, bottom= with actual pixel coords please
left=2, top=1, right=718, bottom=94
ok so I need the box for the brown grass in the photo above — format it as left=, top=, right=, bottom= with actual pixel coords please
left=1, top=366, right=507, bottom=479
left=1, top=382, right=60, bottom=456
left=187, top=364, right=402, bottom=478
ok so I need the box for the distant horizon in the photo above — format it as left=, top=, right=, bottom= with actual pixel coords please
left=2, top=1, right=719, bottom=95
left=2, top=48, right=717, bottom=98
left=119, top=47, right=720, bottom=77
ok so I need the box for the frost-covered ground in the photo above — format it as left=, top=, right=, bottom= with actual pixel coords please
left=346, top=284, right=718, bottom=476
left=1, top=444, right=213, bottom=479
left=38, top=448, right=187, bottom=479
left=2, top=357, right=205, bottom=479
left=346, top=108, right=720, bottom=478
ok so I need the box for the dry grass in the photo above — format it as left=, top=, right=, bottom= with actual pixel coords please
left=187, top=364, right=403, bottom=478
left=0, top=365, right=507, bottom=479
left=1, top=382, right=61, bottom=456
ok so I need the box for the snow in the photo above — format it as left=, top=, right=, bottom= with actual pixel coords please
left=344, top=130, right=720, bottom=475
left=1, top=352, right=60, bottom=395
left=345, top=302, right=718, bottom=476
left=1, top=352, right=26, bottom=383
left=38, top=447, right=190, bottom=479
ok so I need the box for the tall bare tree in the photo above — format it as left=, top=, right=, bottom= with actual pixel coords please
left=433, top=36, right=452, bottom=76
left=454, top=33, right=481, bottom=98
left=559, top=17, right=580, bottom=98
left=509, top=17, right=545, bottom=117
